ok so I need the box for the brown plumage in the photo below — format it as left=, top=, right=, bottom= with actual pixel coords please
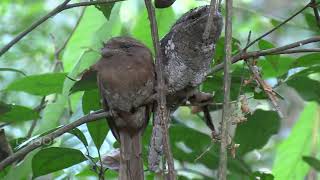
left=92, top=37, right=155, bottom=180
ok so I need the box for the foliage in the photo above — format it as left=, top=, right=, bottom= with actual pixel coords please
left=0, top=0, right=320, bottom=179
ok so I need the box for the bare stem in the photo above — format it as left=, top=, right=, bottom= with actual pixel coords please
left=0, top=111, right=109, bottom=171
left=144, top=0, right=175, bottom=179
left=210, top=36, right=320, bottom=74
left=218, top=0, right=233, bottom=179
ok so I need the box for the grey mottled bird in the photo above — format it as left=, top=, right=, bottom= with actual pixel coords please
left=148, top=5, right=223, bottom=171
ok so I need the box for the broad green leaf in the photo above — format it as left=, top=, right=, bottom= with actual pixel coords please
left=68, top=128, right=89, bottom=147
left=273, top=102, right=317, bottom=179
left=291, top=53, right=320, bottom=68
left=257, top=56, right=294, bottom=78
left=62, top=6, right=112, bottom=72
left=286, top=76, right=320, bottom=103
left=234, top=110, right=280, bottom=155
left=213, top=37, right=241, bottom=64
left=94, top=2, right=115, bottom=20
left=4, top=151, right=38, bottom=180
left=0, top=103, right=39, bottom=123
left=32, top=147, right=86, bottom=178
left=82, top=89, right=108, bottom=149
left=0, top=68, right=26, bottom=76
left=35, top=96, right=67, bottom=134
left=70, top=69, right=98, bottom=94
left=303, top=156, right=320, bottom=171
left=251, top=172, right=274, bottom=180
left=0, top=102, right=12, bottom=114
left=4, top=73, right=67, bottom=96
left=132, top=7, right=176, bottom=51
left=304, top=12, right=319, bottom=32
left=258, top=39, right=280, bottom=74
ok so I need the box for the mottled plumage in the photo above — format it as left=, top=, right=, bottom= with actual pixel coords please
left=93, top=37, right=155, bottom=180
left=148, top=5, right=223, bottom=171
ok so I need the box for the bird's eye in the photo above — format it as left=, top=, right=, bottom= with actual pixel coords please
left=120, top=44, right=132, bottom=49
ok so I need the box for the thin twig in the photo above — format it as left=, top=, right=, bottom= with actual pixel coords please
left=210, top=36, right=320, bottom=74
left=311, top=0, right=320, bottom=28
left=0, top=110, right=109, bottom=171
left=218, top=0, right=233, bottom=179
left=144, top=0, right=175, bottom=179
left=26, top=96, right=47, bottom=138
left=246, top=60, right=284, bottom=118
left=243, top=2, right=316, bottom=51
left=0, top=0, right=125, bottom=57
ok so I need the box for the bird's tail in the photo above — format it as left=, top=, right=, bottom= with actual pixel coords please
left=119, top=130, right=144, bottom=180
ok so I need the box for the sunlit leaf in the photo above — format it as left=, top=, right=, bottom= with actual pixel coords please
left=68, top=128, right=89, bottom=147
left=94, top=2, right=115, bottom=20
left=82, top=89, right=108, bottom=149
left=32, top=147, right=86, bottom=178
left=4, top=73, right=67, bottom=96
left=0, top=102, right=39, bottom=123
left=273, top=102, right=317, bottom=179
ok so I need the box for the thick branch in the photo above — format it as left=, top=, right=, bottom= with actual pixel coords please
left=0, top=111, right=109, bottom=171
left=218, top=0, right=232, bottom=179
left=144, top=0, right=175, bottom=179
left=0, top=0, right=124, bottom=57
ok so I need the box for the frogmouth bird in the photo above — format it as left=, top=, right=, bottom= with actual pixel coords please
left=148, top=5, right=223, bottom=171
left=92, top=37, right=155, bottom=180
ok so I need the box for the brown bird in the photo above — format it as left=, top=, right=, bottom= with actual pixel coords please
left=92, top=37, right=155, bottom=180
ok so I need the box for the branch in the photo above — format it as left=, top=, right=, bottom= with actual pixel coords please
left=210, top=36, right=320, bottom=74
left=0, top=0, right=125, bottom=57
left=311, top=0, right=320, bottom=28
left=0, top=110, right=110, bottom=171
left=203, top=0, right=217, bottom=40
left=218, top=0, right=233, bottom=179
left=243, top=2, right=316, bottom=51
left=144, top=0, right=175, bottom=179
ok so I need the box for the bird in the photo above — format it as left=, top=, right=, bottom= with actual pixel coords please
left=148, top=5, right=223, bottom=171
left=92, top=37, right=155, bottom=180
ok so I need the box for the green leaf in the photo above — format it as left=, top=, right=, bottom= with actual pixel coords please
left=286, top=76, right=320, bottom=103
left=304, top=12, right=319, bottom=32
left=213, top=37, right=241, bottom=64
left=32, top=147, right=86, bottom=178
left=291, top=53, right=320, bottom=68
left=70, top=69, right=98, bottom=94
left=94, top=2, right=115, bottom=20
left=0, top=103, right=39, bottom=123
left=143, top=125, right=252, bottom=176
left=68, top=128, right=89, bottom=147
left=258, top=39, right=280, bottom=74
left=251, top=172, right=274, bottom=180
left=273, top=102, right=317, bottom=179
left=0, top=102, right=12, bottom=115
left=234, top=110, right=280, bottom=156
left=4, top=73, right=67, bottom=96
left=0, top=68, right=26, bottom=76
left=303, top=156, right=320, bottom=171
left=82, top=89, right=108, bottom=149
left=132, top=7, right=176, bottom=51
left=257, top=56, right=294, bottom=78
